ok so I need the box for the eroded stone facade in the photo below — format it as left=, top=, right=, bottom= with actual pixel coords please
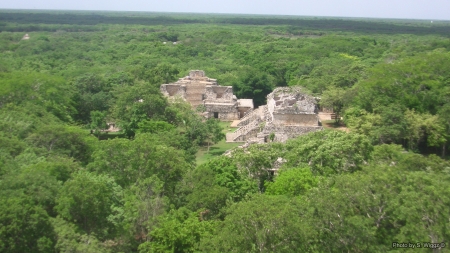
left=226, top=86, right=323, bottom=143
left=160, top=70, right=253, bottom=120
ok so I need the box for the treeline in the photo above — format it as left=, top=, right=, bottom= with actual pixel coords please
left=2, top=11, right=450, bottom=36
left=0, top=12, right=450, bottom=252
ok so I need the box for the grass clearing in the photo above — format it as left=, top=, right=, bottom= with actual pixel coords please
left=195, top=121, right=241, bottom=165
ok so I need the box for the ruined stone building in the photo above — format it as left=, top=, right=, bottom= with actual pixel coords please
left=160, top=70, right=253, bottom=120
left=226, top=86, right=323, bottom=143
left=160, top=71, right=322, bottom=145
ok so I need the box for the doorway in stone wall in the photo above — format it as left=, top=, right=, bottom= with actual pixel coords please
left=214, top=112, right=219, bottom=119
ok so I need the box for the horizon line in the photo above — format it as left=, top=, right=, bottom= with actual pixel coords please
left=1, top=8, right=449, bottom=22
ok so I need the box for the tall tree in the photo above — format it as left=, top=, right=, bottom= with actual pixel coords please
left=55, top=171, right=123, bottom=239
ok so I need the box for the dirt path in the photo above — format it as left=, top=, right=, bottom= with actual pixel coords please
left=322, top=121, right=350, bottom=133
left=230, top=120, right=240, bottom=127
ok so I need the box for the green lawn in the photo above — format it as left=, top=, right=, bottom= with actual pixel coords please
left=195, top=121, right=241, bottom=165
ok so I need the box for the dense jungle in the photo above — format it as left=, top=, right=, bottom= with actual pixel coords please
left=1, top=10, right=450, bottom=252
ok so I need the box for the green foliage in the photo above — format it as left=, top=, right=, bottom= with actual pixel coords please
left=265, top=167, right=318, bottom=196
left=177, top=156, right=257, bottom=218
left=235, top=69, right=274, bottom=106
left=0, top=195, right=56, bottom=253
left=139, top=208, right=216, bottom=253
left=0, top=72, right=75, bottom=122
left=1, top=11, right=450, bottom=252
left=268, top=132, right=275, bottom=142
left=320, top=86, right=353, bottom=123
left=72, top=73, right=113, bottom=124
left=111, top=81, right=168, bottom=137
left=1, top=165, right=61, bottom=216
left=354, top=51, right=450, bottom=114
left=55, top=171, right=123, bottom=238
left=284, top=130, right=373, bottom=175
left=137, top=120, right=175, bottom=134
left=88, top=133, right=191, bottom=194
left=123, top=176, right=168, bottom=245
left=51, top=217, right=112, bottom=253
left=90, top=110, right=107, bottom=137
left=26, top=124, right=95, bottom=163
left=206, top=195, right=309, bottom=253
left=204, top=119, right=225, bottom=152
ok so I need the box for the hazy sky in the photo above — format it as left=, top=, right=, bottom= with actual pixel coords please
left=1, top=0, right=449, bottom=20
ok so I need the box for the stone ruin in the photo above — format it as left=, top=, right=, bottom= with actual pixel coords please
left=226, top=86, right=323, bottom=144
left=160, top=71, right=322, bottom=146
left=160, top=70, right=253, bottom=120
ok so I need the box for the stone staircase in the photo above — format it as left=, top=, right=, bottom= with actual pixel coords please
left=237, top=108, right=258, bottom=127
left=185, top=84, right=206, bottom=107
left=226, top=118, right=261, bottom=142
left=185, top=93, right=203, bottom=107
left=262, top=105, right=272, bottom=123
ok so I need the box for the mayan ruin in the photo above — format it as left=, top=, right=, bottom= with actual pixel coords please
left=161, top=71, right=323, bottom=145
left=160, top=70, right=253, bottom=120
left=226, top=86, right=323, bottom=144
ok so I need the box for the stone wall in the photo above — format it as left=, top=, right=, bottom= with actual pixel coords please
left=237, top=108, right=261, bottom=127
left=273, top=101, right=318, bottom=114
left=233, top=127, right=260, bottom=141
left=160, top=84, right=186, bottom=98
left=237, top=107, right=250, bottom=119
left=220, top=112, right=240, bottom=121
left=272, top=114, right=319, bottom=126
left=189, top=70, right=205, bottom=78
left=161, top=70, right=253, bottom=121
left=204, top=103, right=237, bottom=113
left=205, top=111, right=239, bottom=121
left=213, top=86, right=234, bottom=100
left=262, top=124, right=323, bottom=142
left=204, top=86, right=234, bottom=101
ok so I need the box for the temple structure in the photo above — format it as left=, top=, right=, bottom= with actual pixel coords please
left=160, top=70, right=253, bottom=120
left=226, top=86, right=323, bottom=143
left=160, top=71, right=322, bottom=145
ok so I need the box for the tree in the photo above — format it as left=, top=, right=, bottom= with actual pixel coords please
left=393, top=171, right=450, bottom=245
left=51, top=217, right=112, bottom=253
left=110, top=81, right=168, bottom=137
left=26, top=124, right=95, bottom=164
left=205, top=119, right=225, bottom=153
left=404, top=109, right=447, bottom=153
left=87, top=133, right=191, bottom=195
left=284, top=130, right=373, bottom=175
left=305, top=168, right=396, bottom=252
left=147, top=62, right=180, bottom=84
left=321, top=86, right=352, bottom=124
left=138, top=208, right=216, bottom=253
left=0, top=195, right=56, bottom=253
left=55, top=171, right=123, bottom=239
left=265, top=167, right=318, bottom=196
left=137, top=120, right=175, bottom=134
left=232, top=142, right=284, bottom=191
left=437, top=104, right=450, bottom=158
left=207, top=195, right=310, bottom=253
left=0, top=71, right=75, bottom=122
left=0, top=164, right=62, bottom=216
left=123, top=176, right=168, bottom=245
left=235, top=69, right=274, bottom=107
left=90, top=110, right=107, bottom=140
left=352, top=51, right=450, bottom=116
left=72, top=73, right=111, bottom=124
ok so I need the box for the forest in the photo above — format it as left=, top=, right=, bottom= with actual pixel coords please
left=1, top=10, right=450, bottom=252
